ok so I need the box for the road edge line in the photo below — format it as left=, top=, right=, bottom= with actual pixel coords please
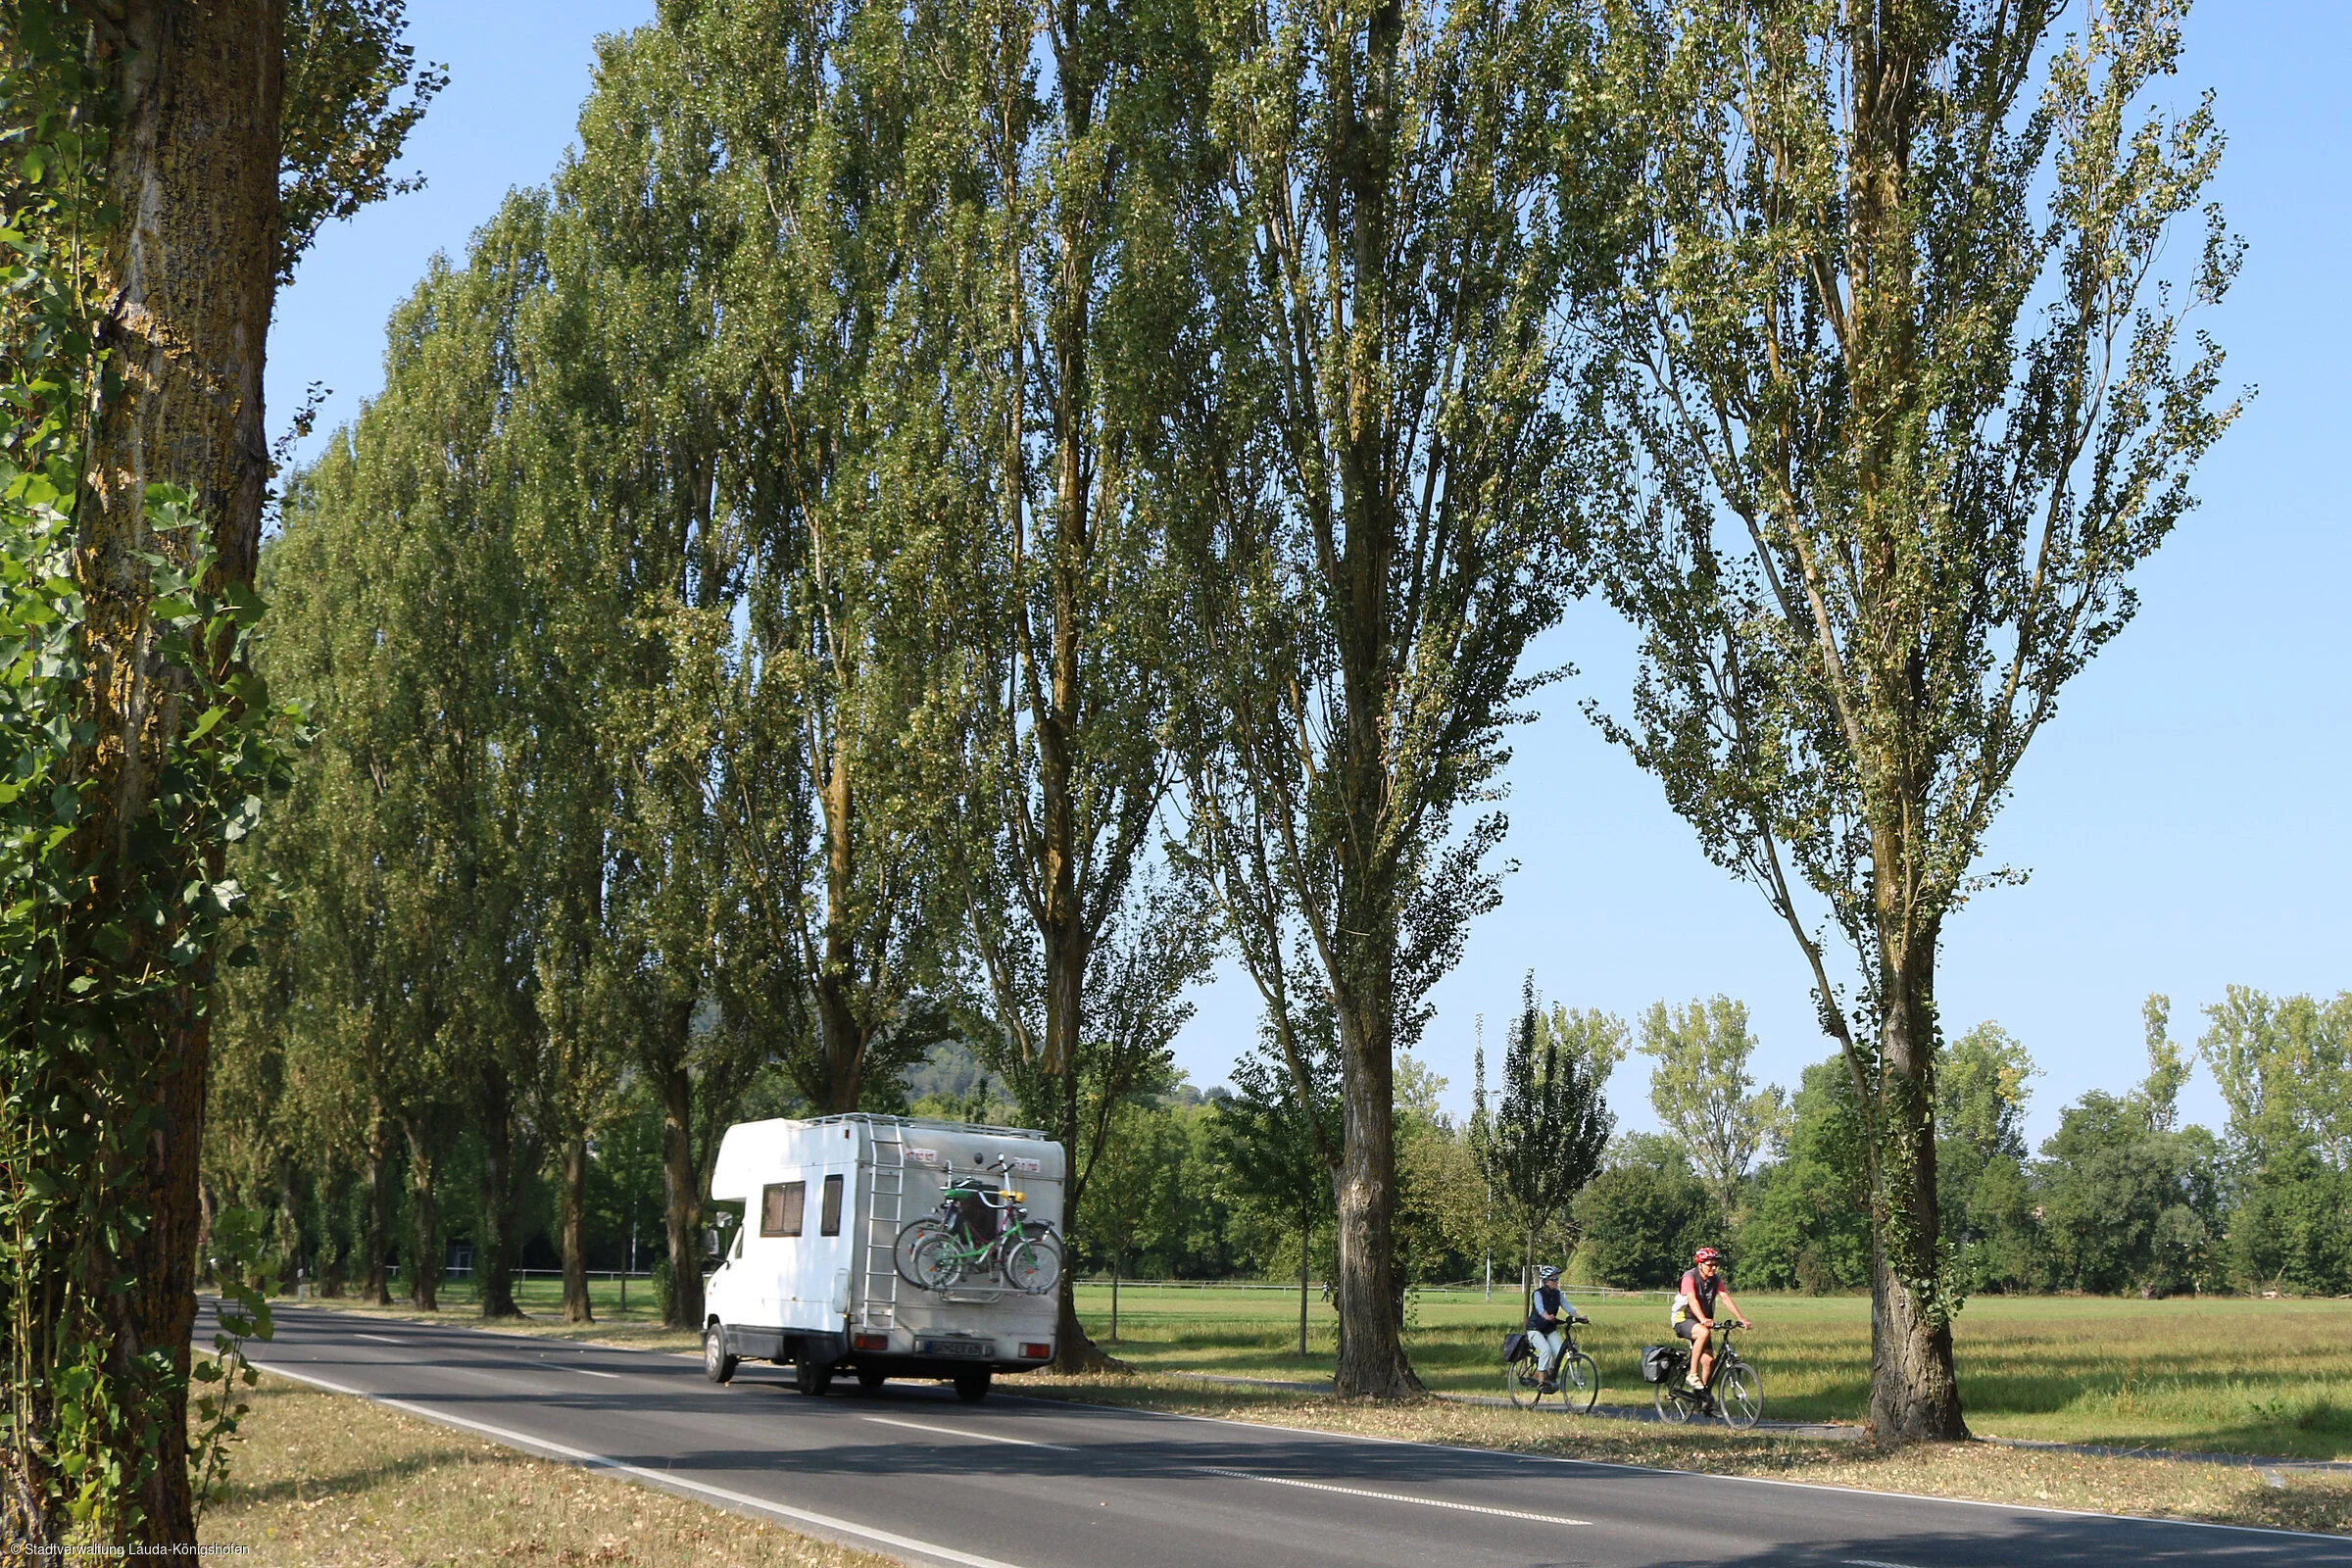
left=249, top=1360, right=1027, bottom=1568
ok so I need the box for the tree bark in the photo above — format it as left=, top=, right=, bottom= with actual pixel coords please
left=1298, top=1214, right=1311, bottom=1357
left=363, top=1112, right=394, bottom=1305
left=1866, top=947, right=1968, bottom=1441
left=561, top=1133, right=594, bottom=1324
left=660, top=1056, right=704, bottom=1329
left=66, top=1, right=282, bottom=1543
left=404, top=1120, right=441, bottom=1310
left=477, top=1063, right=521, bottom=1318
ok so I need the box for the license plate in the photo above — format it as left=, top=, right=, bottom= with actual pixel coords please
left=920, top=1339, right=987, bottom=1358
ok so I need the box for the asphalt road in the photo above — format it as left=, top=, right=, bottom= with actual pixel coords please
left=244, top=1306, right=2345, bottom=1568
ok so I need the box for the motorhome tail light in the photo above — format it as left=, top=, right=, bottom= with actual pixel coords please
left=853, top=1333, right=889, bottom=1352
left=1020, top=1343, right=1052, bottom=1360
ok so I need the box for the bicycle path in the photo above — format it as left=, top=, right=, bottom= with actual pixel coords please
left=239, top=1305, right=2347, bottom=1568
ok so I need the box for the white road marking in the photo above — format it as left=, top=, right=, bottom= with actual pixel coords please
left=569, top=1366, right=621, bottom=1379
left=864, top=1415, right=1072, bottom=1450
left=1193, top=1466, right=1589, bottom=1527
left=1844, top=1560, right=1928, bottom=1567
left=252, top=1362, right=1030, bottom=1568
left=353, top=1333, right=404, bottom=1344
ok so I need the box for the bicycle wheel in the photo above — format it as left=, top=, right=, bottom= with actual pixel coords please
left=1504, top=1350, right=1546, bottom=1409
left=1717, top=1361, right=1762, bottom=1429
left=1654, top=1376, right=1693, bottom=1425
left=907, top=1230, right=965, bottom=1291
left=1557, top=1351, right=1598, bottom=1414
left=1004, top=1236, right=1060, bottom=1295
left=894, top=1219, right=950, bottom=1288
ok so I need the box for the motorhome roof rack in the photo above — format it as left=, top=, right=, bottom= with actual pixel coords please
left=803, top=1111, right=1055, bottom=1143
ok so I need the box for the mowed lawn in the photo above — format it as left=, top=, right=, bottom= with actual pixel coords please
left=1071, top=1283, right=2352, bottom=1460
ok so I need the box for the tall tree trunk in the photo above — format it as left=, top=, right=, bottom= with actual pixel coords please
left=1320, top=0, right=1419, bottom=1403
left=660, top=1057, right=704, bottom=1329
left=1050, top=1043, right=1121, bottom=1373
left=273, top=1150, right=302, bottom=1294
left=478, top=1063, right=520, bottom=1318
left=1867, top=946, right=1967, bottom=1441
left=405, top=1121, right=441, bottom=1311
left=61, top=0, right=281, bottom=1545
left=362, top=1116, right=393, bottom=1304
left=561, top=1133, right=594, bottom=1324
left=1298, top=1213, right=1311, bottom=1358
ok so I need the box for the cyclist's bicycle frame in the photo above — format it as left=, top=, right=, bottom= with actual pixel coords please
left=1654, top=1321, right=1761, bottom=1429
left=1505, top=1312, right=1596, bottom=1413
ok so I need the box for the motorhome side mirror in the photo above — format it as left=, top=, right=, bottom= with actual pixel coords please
left=701, top=1228, right=726, bottom=1272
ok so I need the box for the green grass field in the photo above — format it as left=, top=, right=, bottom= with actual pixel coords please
left=1070, top=1282, right=2352, bottom=1460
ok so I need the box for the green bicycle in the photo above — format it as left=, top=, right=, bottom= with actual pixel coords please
left=893, top=1159, right=1061, bottom=1295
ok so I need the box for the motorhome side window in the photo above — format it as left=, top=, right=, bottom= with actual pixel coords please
left=820, top=1174, right=844, bottom=1237
left=760, top=1181, right=805, bottom=1238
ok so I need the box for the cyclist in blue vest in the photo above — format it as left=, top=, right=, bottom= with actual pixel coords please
left=1525, top=1265, right=1583, bottom=1393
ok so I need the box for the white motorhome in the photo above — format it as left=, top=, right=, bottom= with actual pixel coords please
left=701, top=1113, right=1063, bottom=1401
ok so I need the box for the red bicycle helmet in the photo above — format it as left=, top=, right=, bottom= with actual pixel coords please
left=1693, top=1246, right=1721, bottom=1265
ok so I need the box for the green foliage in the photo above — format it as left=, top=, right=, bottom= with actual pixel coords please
left=188, top=1206, right=274, bottom=1523
left=1479, top=976, right=1613, bottom=1288
left=1936, top=1024, right=2042, bottom=1292
left=1214, top=1014, right=1341, bottom=1250
left=1738, top=1058, right=1874, bottom=1295
left=2035, top=1092, right=2223, bottom=1297
left=1638, top=996, right=1783, bottom=1229
left=1574, top=1135, right=1711, bottom=1290
left=278, top=0, right=446, bottom=281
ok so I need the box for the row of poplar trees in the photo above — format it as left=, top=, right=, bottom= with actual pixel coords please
left=8, top=0, right=2238, bottom=1545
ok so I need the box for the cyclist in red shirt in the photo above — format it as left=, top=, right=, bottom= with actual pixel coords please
left=1670, top=1246, right=1749, bottom=1392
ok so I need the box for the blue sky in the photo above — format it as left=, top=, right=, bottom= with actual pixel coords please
left=267, top=1, right=2351, bottom=1148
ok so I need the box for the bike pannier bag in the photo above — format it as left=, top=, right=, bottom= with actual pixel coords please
left=1640, top=1345, right=1677, bottom=1384
left=1501, top=1332, right=1528, bottom=1365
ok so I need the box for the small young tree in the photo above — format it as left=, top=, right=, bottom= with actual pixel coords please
left=1639, top=997, right=1787, bottom=1234
left=1214, top=1012, right=1343, bottom=1357
left=1585, top=0, right=2242, bottom=1439
left=1477, top=976, right=1612, bottom=1314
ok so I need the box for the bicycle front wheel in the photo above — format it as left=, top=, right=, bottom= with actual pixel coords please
left=1654, top=1377, right=1693, bottom=1425
left=1505, top=1351, right=1545, bottom=1409
left=1004, top=1236, right=1060, bottom=1295
left=893, top=1220, right=949, bottom=1289
left=1557, top=1351, right=1598, bottom=1414
left=1717, top=1362, right=1762, bottom=1429
left=907, top=1231, right=965, bottom=1291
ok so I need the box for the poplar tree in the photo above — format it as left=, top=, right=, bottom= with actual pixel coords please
left=1585, top=0, right=2240, bottom=1439
left=1169, top=0, right=1611, bottom=1395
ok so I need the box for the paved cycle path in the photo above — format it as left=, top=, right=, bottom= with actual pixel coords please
left=241, top=1306, right=2345, bottom=1568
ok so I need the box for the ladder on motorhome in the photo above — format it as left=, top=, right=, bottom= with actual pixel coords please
left=859, top=1117, right=906, bottom=1331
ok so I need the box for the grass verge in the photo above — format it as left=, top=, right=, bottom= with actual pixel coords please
left=201, top=1373, right=894, bottom=1566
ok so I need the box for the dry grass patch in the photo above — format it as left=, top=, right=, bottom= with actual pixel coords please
left=200, top=1373, right=892, bottom=1566
left=1013, top=1371, right=2352, bottom=1537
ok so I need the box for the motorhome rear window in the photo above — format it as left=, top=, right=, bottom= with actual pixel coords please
left=820, top=1174, right=844, bottom=1236
left=760, top=1181, right=805, bottom=1237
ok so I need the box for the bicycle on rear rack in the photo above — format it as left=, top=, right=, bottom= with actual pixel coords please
left=1502, top=1313, right=1598, bottom=1413
left=891, top=1156, right=1061, bottom=1295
